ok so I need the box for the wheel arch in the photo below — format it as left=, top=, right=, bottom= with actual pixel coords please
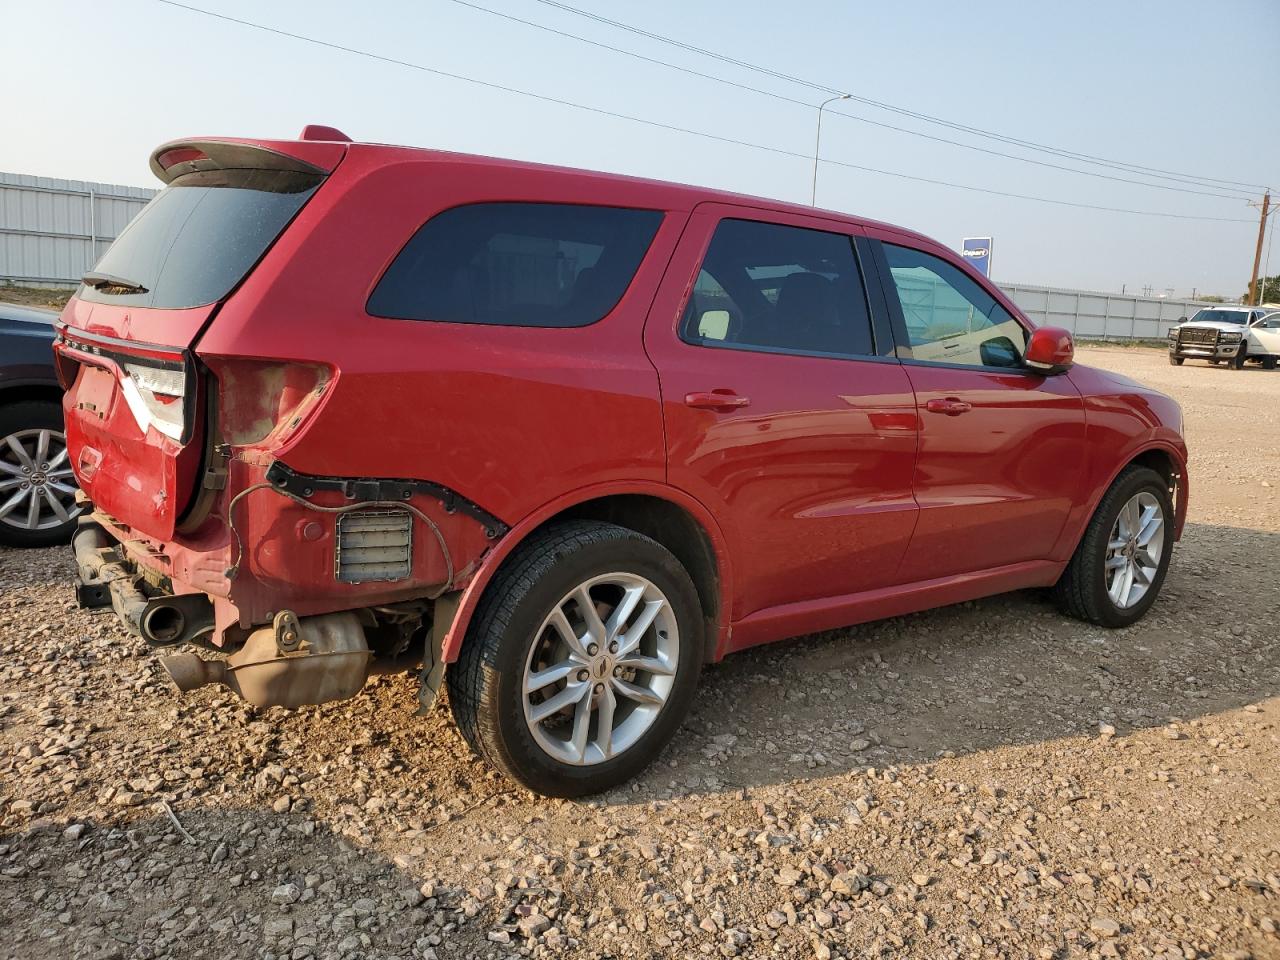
left=439, top=482, right=733, bottom=665
left=1057, top=440, right=1188, bottom=562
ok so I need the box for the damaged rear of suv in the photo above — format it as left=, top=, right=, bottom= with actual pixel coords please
left=59, top=127, right=697, bottom=797
left=61, top=131, right=509, bottom=711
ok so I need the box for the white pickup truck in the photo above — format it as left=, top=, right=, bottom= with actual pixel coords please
left=1168, top=307, right=1280, bottom=369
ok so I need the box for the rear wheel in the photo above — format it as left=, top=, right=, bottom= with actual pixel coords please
left=1052, top=465, right=1174, bottom=628
left=1263, top=357, right=1278, bottom=370
left=448, top=521, right=703, bottom=797
left=0, top=401, right=82, bottom=548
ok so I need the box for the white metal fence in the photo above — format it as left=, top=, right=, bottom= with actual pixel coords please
left=998, top=281, right=1212, bottom=341
left=0, top=172, right=156, bottom=288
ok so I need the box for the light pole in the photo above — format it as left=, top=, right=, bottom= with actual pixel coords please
left=811, top=93, right=850, bottom=206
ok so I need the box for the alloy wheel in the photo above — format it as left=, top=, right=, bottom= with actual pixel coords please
left=522, top=572, right=678, bottom=766
left=0, top=428, right=81, bottom=533
left=1104, top=491, right=1164, bottom=610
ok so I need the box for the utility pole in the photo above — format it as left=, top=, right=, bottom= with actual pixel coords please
left=1248, top=192, right=1270, bottom=305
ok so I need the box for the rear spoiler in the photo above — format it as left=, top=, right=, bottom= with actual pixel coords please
left=149, top=137, right=345, bottom=184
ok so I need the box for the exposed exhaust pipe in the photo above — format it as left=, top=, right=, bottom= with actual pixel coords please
left=159, top=611, right=371, bottom=709
left=163, top=651, right=227, bottom=691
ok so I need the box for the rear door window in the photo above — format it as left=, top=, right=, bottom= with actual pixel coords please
left=679, top=218, right=875, bottom=358
left=77, top=169, right=322, bottom=310
left=367, top=203, right=663, bottom=327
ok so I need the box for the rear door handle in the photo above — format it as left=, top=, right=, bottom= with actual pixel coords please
left=925, top=397, right=972, bottom=416
left=685, top=390, right=750, bottom=411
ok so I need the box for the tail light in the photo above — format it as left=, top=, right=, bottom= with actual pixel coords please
left=120, top=361, right=188, bottom=441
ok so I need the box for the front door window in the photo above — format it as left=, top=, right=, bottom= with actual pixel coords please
left=883, top=243, right=1026, bottom=368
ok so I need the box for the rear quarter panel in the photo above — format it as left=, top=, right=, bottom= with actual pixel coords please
left=0, top=317, right=58, bottom=389
left=195, top=149, right=691, bottom=527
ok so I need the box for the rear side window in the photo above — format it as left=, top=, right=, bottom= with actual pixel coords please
left=368, top=203, right=663, bottom=327
left=77, top=169, right=322, bottom=310
left=680, top=218, right=875, bottom=358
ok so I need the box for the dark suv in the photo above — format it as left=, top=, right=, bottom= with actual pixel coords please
left=0, top=301, right=80, bottom=546
left=57, top=129, right=1188, bottom=796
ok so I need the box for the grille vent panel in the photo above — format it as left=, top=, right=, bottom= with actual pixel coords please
left=335, top=510, right=413, bottom=583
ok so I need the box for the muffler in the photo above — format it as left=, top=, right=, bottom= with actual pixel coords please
left=160, top=611, right=371, bottom=709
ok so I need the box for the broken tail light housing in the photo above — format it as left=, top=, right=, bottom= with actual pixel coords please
left=120, top=360, right=188, bottom=441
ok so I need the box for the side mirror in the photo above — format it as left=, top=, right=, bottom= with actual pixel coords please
left=1178, top=316, right=1187, bottom=323
left=1024, top=325, right=1074, bottom=375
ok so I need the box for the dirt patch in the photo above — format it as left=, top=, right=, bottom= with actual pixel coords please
left=0, top=284, right=74, bottom=311
left=1, top=346, right=1277, bottom=960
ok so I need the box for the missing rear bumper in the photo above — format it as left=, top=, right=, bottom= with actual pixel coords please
left=72, top=519, right=214, bottom=646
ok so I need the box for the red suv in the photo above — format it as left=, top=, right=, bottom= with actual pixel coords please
left=57, top=128, right=1188, bottom=797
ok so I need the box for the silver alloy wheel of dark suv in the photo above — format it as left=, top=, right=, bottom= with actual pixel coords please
left=0, top=403, right=82, bottom=547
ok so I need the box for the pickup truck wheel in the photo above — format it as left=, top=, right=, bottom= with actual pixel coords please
left=1229, top=347, right=1248, bottom=370
left=0, top=401, right=82, bottom=548
left=448, top=521, right=702, bottom=798
left=1263, top=357, right=1277, bottom=370
left=1168, top=355, right=1184, bottom=366
left=1052, top=465, right=1174, bottom=628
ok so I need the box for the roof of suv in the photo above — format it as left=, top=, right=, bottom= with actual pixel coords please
left=156, top=133, right=939, bottom=253
left=355, top=141, right=937, bottom=245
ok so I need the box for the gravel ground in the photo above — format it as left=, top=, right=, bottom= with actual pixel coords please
left=2, top=345, right=1277, bottom=960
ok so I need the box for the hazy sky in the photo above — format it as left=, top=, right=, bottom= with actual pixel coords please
left=5, top=0, right=1277, bottom=296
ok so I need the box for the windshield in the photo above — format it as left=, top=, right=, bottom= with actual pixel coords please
left=1189, top=309, right=1249, bottom=325
left=77, top=168, right=322, bottom=310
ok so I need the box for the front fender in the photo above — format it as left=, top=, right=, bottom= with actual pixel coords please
left=1050, top=435, right=1189, bottom=562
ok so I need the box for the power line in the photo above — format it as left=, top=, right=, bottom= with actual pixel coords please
left=529, top=0, right=1270, bottom=194
left=150, top=1, right=1255, bottom=224
left=445, top=0, right=1254, bottom=203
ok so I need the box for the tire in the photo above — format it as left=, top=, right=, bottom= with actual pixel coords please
left=0, top=401, right=81, bottom=548
left=1052, top=465, right=1175, bottom=628
left=1229, top=346, right=1248, bottom=370
left=1263, top=357, right=1277, bottom=371
left=1168, top=355, right=1184, bottom=366
left=448, top=520, right=703, bottom=797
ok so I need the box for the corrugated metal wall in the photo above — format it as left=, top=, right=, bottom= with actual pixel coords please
left=999, top=281, right=1213, bottom=341
left=0, top=172, right=156, bottom=288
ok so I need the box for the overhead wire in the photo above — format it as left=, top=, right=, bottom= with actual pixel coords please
left=150, top=0, right=1256, bottom=224
left=528, top=0, right=1270, bottom=194
left=444, top=0, right=1256, bottom=202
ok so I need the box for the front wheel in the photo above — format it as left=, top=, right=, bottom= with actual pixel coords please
left=448, top=521, right=703, bottom=797
left=1168, top=355, right=1184, bottom=366
left=1230, top=346, right=1248, bottom=370
left=1262, top=357, right=1278, bottom=371
left=1052, top=465, right=1175, bottom=628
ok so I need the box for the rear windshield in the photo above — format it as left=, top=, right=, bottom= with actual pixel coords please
left=1189, top=309, right=1249, bottom=325
left=77, top=168, right=322, bottom=310
left=367, top=202, right=663, bottom=328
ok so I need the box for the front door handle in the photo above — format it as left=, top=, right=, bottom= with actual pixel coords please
left=685, top=390, right=750, bottom=411
left=925, top=397, right=972, bottom=416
